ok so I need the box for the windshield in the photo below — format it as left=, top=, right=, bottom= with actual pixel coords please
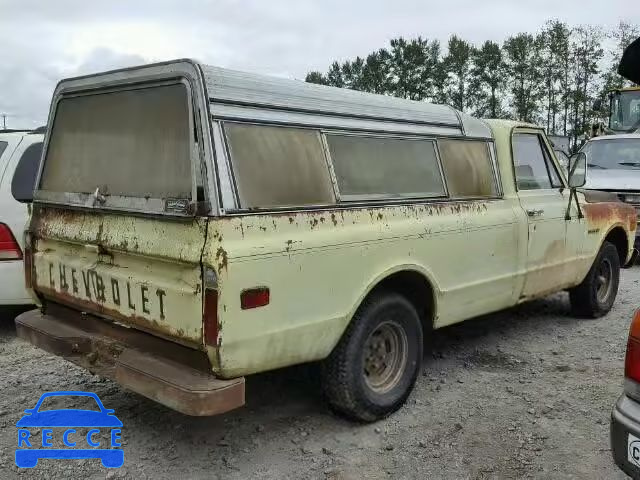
left=582, top=138, right=640, bottom=170
left=610, top=90, right=640, bottom=132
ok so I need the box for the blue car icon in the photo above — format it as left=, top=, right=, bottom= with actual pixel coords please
left=16, top=391, right=123, bottom=468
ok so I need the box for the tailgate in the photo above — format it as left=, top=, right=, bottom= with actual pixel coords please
left=30, top=206, right=207, bottom=347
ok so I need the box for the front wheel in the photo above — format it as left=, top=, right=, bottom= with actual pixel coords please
left=569, top=241, right=620, bottom=318
left=321, top=291, right=423, bottom=422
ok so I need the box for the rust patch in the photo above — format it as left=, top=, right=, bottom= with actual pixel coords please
left=35, top=285, right=194, bottom=344
left=96, top=221, right=104, bottom=244
left=215, top=247, right=228, bottom=271
left=330, top=213, right=338, bottom=226
left=15, top=309, right=244, bottom=416
left=583, top=202, right=637, bottom=231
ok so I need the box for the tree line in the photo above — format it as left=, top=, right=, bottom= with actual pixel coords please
left=306, top=21, right=639, bottom=146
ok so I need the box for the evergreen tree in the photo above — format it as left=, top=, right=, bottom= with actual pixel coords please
left=470, top=40, right=505, bottom=118
left=327, top=61, right=345, bottom=88
left=568, top=25, right=604, bottom=144
left=503, top=33, right=543, bottom=123
left=539, top=20, right=571, bottom=134
left=442, top=35, right=473, bottom=111
left=305, top=71, right=329, bottom=85
left=360, top=50, right=393, bottom=94
left=304, top=18, right=638, bottom=139
left=388, top=37, right=440, bottom=100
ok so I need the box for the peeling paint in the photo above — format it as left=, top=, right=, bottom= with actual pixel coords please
left=584, top=202, right=637, bottom=232
left=215, top=246, right=229, bottom=271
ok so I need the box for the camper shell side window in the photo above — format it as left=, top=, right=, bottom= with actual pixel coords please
left=436, top=139, right=500, bottom=199
left=220, top=120, right=501, bottom=212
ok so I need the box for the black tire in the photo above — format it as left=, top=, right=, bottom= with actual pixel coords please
left=569, top=241, right=620, bottom=318
left=321, top=291, right=423, bottom=422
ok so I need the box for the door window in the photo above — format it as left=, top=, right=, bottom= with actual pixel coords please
left=512, top=134, right=563, bottom=190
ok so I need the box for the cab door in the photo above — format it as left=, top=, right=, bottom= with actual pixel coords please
left=512, top=129, right=573, bottom=299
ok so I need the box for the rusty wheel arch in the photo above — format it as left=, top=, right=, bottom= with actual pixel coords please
left=602, top=226, right=629, bottom=265
left=363, top=270, right=436, bottom=336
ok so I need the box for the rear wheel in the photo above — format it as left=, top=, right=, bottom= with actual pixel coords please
left=321, top=291, right=423, bottom=422
left=569, top=241, right=620, bottom=318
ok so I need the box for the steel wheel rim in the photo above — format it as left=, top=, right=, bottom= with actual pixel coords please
left=595, top=257, right=613, bottom=304
left=363, top=321, right=408, bottom=394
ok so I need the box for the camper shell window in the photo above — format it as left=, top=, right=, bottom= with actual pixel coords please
left=38, top=82, right=194, bottom=212
left=437, top=139, right=498, bottom=198
left=326, top=134, right=446, bottom=201
left=224, top=123, right=336, bottom=209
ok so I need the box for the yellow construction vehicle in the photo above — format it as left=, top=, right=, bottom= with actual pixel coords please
left=592, top=37, right=640, bottom=137
left=606, top=86, right=640, bottom=133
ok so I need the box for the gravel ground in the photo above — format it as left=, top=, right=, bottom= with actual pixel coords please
left=1, top=268, right=639, bottom=479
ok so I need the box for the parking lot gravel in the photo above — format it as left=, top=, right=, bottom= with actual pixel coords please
left=1, top=267, right=638, bottom=479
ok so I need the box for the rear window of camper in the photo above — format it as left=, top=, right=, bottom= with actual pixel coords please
left=41, top=84, right=192, bottom=200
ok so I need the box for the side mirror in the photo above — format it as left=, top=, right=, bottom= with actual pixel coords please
left=592, top=98, right=602, bottom=112
left=568, top=152, right=587, bottom=188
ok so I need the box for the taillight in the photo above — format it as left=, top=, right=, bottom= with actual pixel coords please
left=240, top=287, right=270, bottom=310
left=625, top=310, right=640, bottom=384
left=23, top=230, right=33, bottom=289
left=0, top=223, right=22, bottom=260
left=203, top=267, right=219, bottom=346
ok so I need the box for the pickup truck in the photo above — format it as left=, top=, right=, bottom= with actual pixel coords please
left=581, top=133, right=640, bottom=250
left=15, top=60, right=638, bottom=422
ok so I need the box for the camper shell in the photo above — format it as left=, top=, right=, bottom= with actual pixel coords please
left=32, top=59, right=494, bottom=217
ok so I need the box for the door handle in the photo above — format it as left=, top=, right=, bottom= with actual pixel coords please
left=527, top=209, right=544, bottom=217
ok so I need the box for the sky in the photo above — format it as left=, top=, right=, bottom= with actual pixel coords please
left=0, top=0, right=639, bottom=128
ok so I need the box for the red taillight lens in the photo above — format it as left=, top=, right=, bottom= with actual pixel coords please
left=625, top=310, right=640, bottom=383
left=204, top=288, right=219, bottom=346
left=240, top=287, right=270, bottom=310
left=0, top=223, right=22, bottom=260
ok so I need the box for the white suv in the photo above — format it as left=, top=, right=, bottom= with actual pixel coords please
left=0, top=130, right=44, bottom=306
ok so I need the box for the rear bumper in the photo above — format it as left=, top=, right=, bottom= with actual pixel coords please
left=15, top=306, right=244, bottom=416
left=611, top=394, right=640, bottom=479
